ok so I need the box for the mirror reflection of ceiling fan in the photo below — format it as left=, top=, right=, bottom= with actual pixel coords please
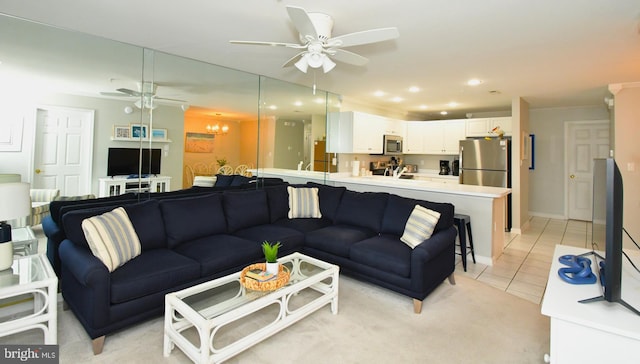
left=230, top=5, right=399, bottom=73
left=100, top=82, right=187, bottom=109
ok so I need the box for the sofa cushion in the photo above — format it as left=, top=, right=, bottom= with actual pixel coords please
left=81, top=207, right=141, bottom=272
left=223, top=189, right=269, bottom=232
left=305, top=224, right=375, bottom=258
left=159, top=193, right=227, bottom=249
left=233, top=224, right=305, bottom=255
left=110, top=249, right=200, bottom=304
left=350, top=234, right=412, bottom=277
left=306, top=182, right=346, bottom=223
left=123, top=199, right=166, bottom=251
left=231, top=175, right=252, bottom=186
left=173, top=235, right=263, bottom=277
left=214, top=174, right=235, bottom=187
left=287, top=186, right=321, bottom=218
left=381, top=194, right=454, bottom=235
left=273, top=217, right=332, bottom=233
left=400, top=205, right=441, bottom=248
left=265, top=184, right=290, bottom=223
left=334, top=191, right=389, bottom=232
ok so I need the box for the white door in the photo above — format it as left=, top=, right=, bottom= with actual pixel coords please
left=566, top=121, right=610, bottom=220
left=33, top=107, right=94, bottom=196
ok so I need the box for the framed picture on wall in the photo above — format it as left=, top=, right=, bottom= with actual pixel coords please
left=152, top=128, right=168, bottom=141
left=131, top=124, right=148, bottom=139
left=113, top=125, right=130, bottom=139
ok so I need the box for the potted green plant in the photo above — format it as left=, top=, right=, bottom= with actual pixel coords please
left=262, top=241, right=282, bottom=275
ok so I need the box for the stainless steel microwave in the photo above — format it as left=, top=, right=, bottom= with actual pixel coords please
left=383, top=134, right=403, bottom=155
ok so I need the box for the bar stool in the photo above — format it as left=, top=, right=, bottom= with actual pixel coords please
left=454, top=213, right=476, bottom=271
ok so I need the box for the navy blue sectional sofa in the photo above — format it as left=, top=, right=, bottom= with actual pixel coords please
left=54, top=182, right=456, bottom=354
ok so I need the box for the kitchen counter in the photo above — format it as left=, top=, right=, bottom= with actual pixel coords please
left=254, top=168, right=510, bottom=265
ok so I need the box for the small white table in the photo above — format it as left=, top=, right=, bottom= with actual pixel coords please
left=0, top=254, right=58, bottom=344
left=541, top=245, right=640, bottom=364
left=11, top=226, right=38, bottom=256
left=164, top=253, right=339, bottom=363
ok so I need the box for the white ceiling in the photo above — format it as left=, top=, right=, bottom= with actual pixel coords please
left=1, top=0, right=639, bottom=119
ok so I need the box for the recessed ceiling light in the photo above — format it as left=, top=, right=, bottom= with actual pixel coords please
left=293, top=101, right=303, bottom=106
left=314, top=97, right=324, bottom=104
left=374, top=90, right=385, bottom=97
left=467, top=79, right=483, bottom=86
left=408, top=86, right=420, bottom=93
left=448, top=102, right=458, bottom=107
left=391, top=97, right=403, bottom=103
left=440, top=111, right=448, bottom=115
left=419, top=105, right=429, bottom=109
left=268, top=105, right=277, bottom=110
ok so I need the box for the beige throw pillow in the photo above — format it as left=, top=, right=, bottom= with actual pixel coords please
left=400, top=205, right=441, bottom=249
left=81, top=207, right=141, bottom=272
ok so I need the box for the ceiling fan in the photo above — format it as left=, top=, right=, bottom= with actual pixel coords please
left=230, top=6, right=399, bottom=74
left=101, top=81, right=187, bottom=109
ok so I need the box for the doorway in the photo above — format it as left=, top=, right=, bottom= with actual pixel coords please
left=32, top=106, right=95, bottom=195
left=565, top=120, right=610, bottom=221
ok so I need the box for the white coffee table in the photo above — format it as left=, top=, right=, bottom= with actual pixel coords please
left=0, top=254, right=58, bottom=344
left=163, top=252, right=339, bottom=363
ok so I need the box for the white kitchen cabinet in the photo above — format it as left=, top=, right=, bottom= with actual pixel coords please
left=423, top=120, right=465, bottom=155
left=383, top=118, right=403, bottom=136
left=404, top=121, right=427, bottom=154
left=327, top=111, right=385, bottom=154
left=404, top=120, right=464, bottom=155
left=465, top=117, right=512, bottom=137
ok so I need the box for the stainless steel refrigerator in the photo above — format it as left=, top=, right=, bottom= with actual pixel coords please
left=459, top=138, right=511, bottom=230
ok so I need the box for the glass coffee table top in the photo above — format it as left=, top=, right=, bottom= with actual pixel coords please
left=179, top=253, right=334, bottom=320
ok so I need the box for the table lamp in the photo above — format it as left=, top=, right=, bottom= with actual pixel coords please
left=0, top=182, right=31, bottom=270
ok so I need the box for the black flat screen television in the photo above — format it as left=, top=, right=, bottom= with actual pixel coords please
left=583, top=158, right=640, bottom=315
left=107, top=148, right=161, bottom=177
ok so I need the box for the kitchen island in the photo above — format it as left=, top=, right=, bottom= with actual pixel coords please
left=254, top=168, right=511, bottom=265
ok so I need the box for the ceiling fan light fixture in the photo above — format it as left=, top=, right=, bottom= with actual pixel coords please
left=322, top=56, right=336, bottom=73
left=294, top=56, right=309, bottom=73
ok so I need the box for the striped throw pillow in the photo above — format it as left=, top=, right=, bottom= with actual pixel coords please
left=81, top=207, right=141, bottom=272
left=400, top=205, right=441, bottom=249
left=287, top=187, right=322, bottom=219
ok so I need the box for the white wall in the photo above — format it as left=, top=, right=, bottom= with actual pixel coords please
left=610, top=84, right=640, bottom=249
left=528, top=106, right=610, bottom=218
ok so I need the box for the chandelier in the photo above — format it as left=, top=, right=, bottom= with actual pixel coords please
left=206, top=124, right=229, bottom=135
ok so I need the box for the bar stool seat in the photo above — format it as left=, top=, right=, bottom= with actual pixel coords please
left=454, top=213, right=476, bottom=271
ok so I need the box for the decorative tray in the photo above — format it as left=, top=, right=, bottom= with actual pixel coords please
left=240, top=263, right=290, bottom=291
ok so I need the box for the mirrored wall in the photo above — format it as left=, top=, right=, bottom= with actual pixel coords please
left=0, top=13, right=339, bottom=198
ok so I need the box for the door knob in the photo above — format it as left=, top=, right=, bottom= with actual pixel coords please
left=569, top=174, right=575, bottom=179
left=35, top=169, right=41, bottom=174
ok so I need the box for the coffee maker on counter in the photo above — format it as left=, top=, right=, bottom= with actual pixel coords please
left=439, top=160, right=451, bottom=175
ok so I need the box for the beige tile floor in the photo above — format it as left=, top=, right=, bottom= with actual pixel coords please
left=454, top=216, right=592, bottom=304
left=32, top=216, right=588, bottom=305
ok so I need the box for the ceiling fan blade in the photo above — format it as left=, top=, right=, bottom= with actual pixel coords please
left=155, top=96, right=188, bottom=103
left=116, top=88, right=141, bottom=97
left=328, top=27, right=399, bottom=48
left=282, top=51, right=306, bottom=68
left=286, top=6, right=317, bottom=40
left=100, top=91, right=133, bottom=97
left=229, top=40, right=306, bottom=49
left=329, top=49, right=369, bottom=66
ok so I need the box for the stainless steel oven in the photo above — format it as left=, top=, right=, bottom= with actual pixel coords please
left=383, top=134, right=403, bottom=155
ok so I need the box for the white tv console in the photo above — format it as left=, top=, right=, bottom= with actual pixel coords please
left=541, top=245, right=640, bottom=364
left=98, top=176, right=171, bottom=197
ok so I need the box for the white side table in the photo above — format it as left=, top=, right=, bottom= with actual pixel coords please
left=11, top=226, right=38, bottom=257
left=0, top=254, right=58, bottom=344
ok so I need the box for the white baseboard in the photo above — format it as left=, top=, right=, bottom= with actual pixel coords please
left=528, top=211, right=567, bottom=220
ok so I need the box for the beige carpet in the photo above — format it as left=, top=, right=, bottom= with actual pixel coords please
left=3, top=274, right=550, bottom=363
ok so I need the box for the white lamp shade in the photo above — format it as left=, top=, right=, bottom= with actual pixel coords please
left=0, top=182, right=31, bottom=221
